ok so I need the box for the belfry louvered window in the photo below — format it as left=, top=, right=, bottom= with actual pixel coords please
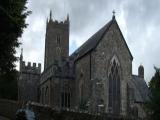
left=108, top=57, right=121, bottom=114
left=56, top=34, right=60, bottom=45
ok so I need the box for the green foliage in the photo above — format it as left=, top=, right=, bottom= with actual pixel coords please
left=147, top=67, right=160, bottom=120
left=0, top=0, right=31, bottom=100
left=0, top=70, right=18, bottom=99
left=16, top=110, right=27, bottom=120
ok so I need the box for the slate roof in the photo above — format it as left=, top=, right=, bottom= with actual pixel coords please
left=70, top=17, right=133, bottom=61
left=70, top=19, right=114, bottom=60
left=129, top=75, right=149, bottom=103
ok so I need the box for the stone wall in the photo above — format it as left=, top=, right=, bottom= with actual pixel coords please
left=18, top=61, right=41, bottom=102
left=75, top=53, right=92, bottom=109
left=44, top=18, right=69, bottom=70
left=91, top=20, right=133, bottom=115
left=39, top=58, right=75, bottom=109
left=0, top=99, right=145, bottom=120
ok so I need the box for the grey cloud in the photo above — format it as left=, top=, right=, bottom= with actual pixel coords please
left=119, top=0, right=160, bottom=81
left=18, top=0, right=160, bottom=82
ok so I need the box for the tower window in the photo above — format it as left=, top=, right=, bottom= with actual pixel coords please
left=56, top=34, right=61, bottom=45
left=56, top=47, right=61, bottom=55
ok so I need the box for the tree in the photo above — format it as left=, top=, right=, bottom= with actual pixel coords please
left=147, top=67, right=160, bottom=120
left=16, top=110, right=27, bottom=120
left=0, top=0, right=31, bottom=100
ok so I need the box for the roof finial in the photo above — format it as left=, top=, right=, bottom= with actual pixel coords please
left=20, top=48, right=23, bottom=61
left=50, top=10, right=52, bottom=20
left=112, top=10, right=115, bottom=19
left=46, top=17, right=48, bottom=24
left=67, top=13, right=69, bottom=21
left=21, top=48, right=23, bottom=54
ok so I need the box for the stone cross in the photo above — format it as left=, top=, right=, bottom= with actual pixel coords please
left=112, top=10, right=115, bottom=15
left=112, top=10, right=116, bottom=19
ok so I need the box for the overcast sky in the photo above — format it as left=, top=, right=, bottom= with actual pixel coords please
left=16, top=0, right=160, bottom=83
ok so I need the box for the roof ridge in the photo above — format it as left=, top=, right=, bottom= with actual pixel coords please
left=70, top=19, right=114, bottom=60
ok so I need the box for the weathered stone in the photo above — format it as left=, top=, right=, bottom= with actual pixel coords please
left=18, top=14, right=149, bottom=120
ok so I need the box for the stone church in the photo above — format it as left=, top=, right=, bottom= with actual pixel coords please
left=18, top=12, right=149, bottom=119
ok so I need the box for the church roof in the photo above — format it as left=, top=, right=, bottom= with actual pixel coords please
left=130, top=75, right=149, bottom=103
left=71, top=17, right=133, bottom=61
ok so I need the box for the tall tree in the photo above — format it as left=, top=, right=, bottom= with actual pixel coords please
left=0, top=0, right=31, bottom=100
left=147, top=67, right=160, bottom=120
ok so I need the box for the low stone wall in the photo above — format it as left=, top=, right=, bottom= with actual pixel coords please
left=0, top=99, right=23, bottom=119
left=0, top=99, right=137, bottom=120
left=29, top=102, right=133, bottom=120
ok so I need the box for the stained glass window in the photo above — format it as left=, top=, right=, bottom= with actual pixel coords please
left=108, top=58, right=121, bottom=114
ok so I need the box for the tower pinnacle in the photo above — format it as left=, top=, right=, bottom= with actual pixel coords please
left=67, top=13, right=69, bottom=21
left=50, top=10, right=52, bottom=20
left=46, top=17, right=48, bottom=24
left=20, top=48, right=23, bottom=61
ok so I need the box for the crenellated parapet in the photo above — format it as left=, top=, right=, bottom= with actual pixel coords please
left=46, top=11, right=69, bottom=30
left=18, top=60, right=41, bottom=102
left=44, top=11, right=70, bottom=70
left=48, top=19, right=69, bottom=25
left=20, top=61, right=41, bottom=74
left=46, top=20, right=69, bottom=31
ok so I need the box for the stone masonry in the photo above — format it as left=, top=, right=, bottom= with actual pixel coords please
left=18, top=12, right=149, bottom=119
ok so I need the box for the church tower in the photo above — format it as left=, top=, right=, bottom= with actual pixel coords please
left=44, top=11, right=69, bottom=70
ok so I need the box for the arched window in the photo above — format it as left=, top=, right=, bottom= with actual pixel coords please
left=56, top=47, right=61, bottom=56
left=45, top=86, right=49, bottom=104
left=41, top=87, right=44, bottom=104
left=108, top=56, right=121, bottom=114
left=80, top=69, right=84, bottom=94
left=56, top=34, right=61, bottom=45
left=80, top=83, right=84, bottom=101
left=61, top=84, right=71, bottom=108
